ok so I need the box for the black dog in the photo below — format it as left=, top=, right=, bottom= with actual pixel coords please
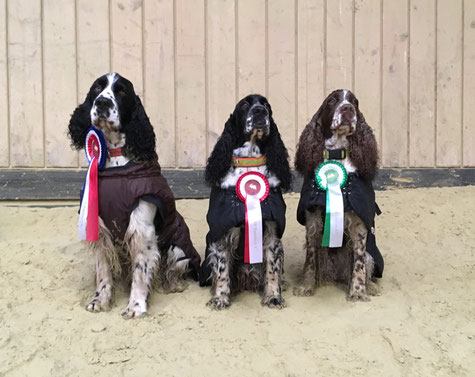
left=200, top=94, right=291, bottom=309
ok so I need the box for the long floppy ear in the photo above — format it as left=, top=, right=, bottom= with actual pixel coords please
left=205, top=112, right=238, bottom=186
left=348, top=109, right=379, bottom=181
left=294, top=104, right=327, bottom=179
left=68, top=100, right=92, bottom=150
left=265, top=116, right=291, bottom=192
left=121, top=96, right=158, bottom=163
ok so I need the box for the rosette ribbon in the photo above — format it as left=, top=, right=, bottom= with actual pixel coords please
left=315, top=161, right=348, bottom=248
left=236, top=172, right=270, bottom=264
left=78, top=126, right=107, bottom=241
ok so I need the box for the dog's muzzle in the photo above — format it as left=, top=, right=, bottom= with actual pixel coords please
left=333, top=104, right=356, bottom=134
left=246, top=105, right=270, bottom=140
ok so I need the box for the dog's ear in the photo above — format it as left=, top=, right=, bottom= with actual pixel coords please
left=122, top=95, right=158, bottom=162
left=264, top=111, right=292, bottom=192
left=205, top=112, right=238, bottom=186
left=68, top=95, right=93, bottom=150
left=295, top=102, right=328, bottom=179
left=348, top=108, right=379, bottom=180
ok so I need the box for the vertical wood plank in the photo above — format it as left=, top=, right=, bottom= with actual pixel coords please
left=464, top=0, right=475, bottom=166
left=237, top=0, right=266, bottom=98
left=326, top=0, right=353, bottom=92
left=175, top=0, right=206, bottom=167
left=207, top=0, right=235, bottom=157
left=268, top=0, right=296, bottom=160
left=354, top=0, right=382, bottom=150
left=8, top=0, right=43, bottom=167
left=408, top=0, right=435, bottom=167
left=76, top=0, right=110, bottom=167
left=143, top=0, right=175, bottom=167
left=436, top=0, right=462, bottom=167
left=381, top=0, right=408, bottom=167
left=43, top=0, right=77, bottom=167
left=110, top=0, right=143, bottom=96
left=0, top=0, right=8, bottom=166
left=297, top=0, right=325, bottom=137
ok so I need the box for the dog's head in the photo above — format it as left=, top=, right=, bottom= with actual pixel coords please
left=68, top=73, right=157, bottom=162
left=234, top=94, right=272, bottom=142
left=317, top=89, right=359, bottom=138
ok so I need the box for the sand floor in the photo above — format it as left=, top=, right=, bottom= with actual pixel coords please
left=0, top=186, right=474, bottom=377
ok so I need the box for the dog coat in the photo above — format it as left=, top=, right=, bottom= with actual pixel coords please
left=96, top=162, right=201, bottom=279
left=199, top=186, right=286, bottom=286
left=296, top=173, right=384, bottom=278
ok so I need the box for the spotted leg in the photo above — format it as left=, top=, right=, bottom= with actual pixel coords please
left=262, top=222, right=285, bottom=308
left=346, top=212, right=370, bottom=301
left=122, top=200, right=161, bottom=318
left=293, top=209, right=323, bottom=296
left=86, top=218, right=117, bottom=312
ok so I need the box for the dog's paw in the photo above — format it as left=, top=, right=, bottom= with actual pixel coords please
left=122, top=300, right=147, bottom=319
left=366, top=280, right=380, bottom=296
left=262, top=294, right=286, bottom=309
left=281, top=279, right=290, bottom=292
left=207, top=296, right=231, bottom=310
left=86, top=288, right=112, bottom=312
left=347, top=289, right=370, bottom=302
left=292, top=285, right=315, bottom=297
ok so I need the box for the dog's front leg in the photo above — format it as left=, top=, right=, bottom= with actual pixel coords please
left=293, top=209, right=323, bottom=296
left=123, top=200, right=161, bottom=318
left=207, top=228, right=239, bottom=310
left=346, top=212, right=370, bottom=301
left=86, top=219, right=117, bottom=312
left=262, top=222, right=285, bottom=308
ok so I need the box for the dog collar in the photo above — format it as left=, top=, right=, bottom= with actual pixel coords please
left=232, top=156, right=267, bottom=167
left=323, top=148, right=348, bottom=160
left=108, top=147, right=123, bottom=158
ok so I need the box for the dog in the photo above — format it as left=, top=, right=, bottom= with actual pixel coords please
left=293, top=89, right=384, bottom=301
left=68, top=72, right=201, bottom=317
left=199, top=94, right=292, bottom=309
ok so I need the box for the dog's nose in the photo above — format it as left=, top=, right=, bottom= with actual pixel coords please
left=94, top=96, right=113, bottom=110
left=252, top=106, right=267, bottom=116
left=340, top=104, right=355, bottom=115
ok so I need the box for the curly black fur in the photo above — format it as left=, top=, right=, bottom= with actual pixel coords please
left=67, top=73, right=157, bottom=163
left=295, top=89, right=378, bottom=181
left=205, top=94, right=291, bottom=191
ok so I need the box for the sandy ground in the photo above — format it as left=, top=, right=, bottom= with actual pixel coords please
left=0, top=186, right=474, bottom=377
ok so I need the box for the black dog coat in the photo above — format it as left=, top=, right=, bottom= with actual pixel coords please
left=199, top=186, right=286, bottom=286
left=296, top=173, right=384, bottom=278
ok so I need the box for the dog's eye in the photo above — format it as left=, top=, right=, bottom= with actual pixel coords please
left=328, top=98, right=337, bottom=105
left=118, top=90, right=126, bottom=96
left=94, top=85, right=101, bottom=93
left=241, top=102, right=250, bottom=110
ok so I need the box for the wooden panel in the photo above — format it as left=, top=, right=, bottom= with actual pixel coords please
left=237, top=0, right=265, bottom=98
left=143, top=0, right=175, bottom=167
left=0, top=0, right=8, bottom=166
left=463, top=0, right=475, bottom=167
left=8, top=0, right=43, bottom=167
left=43, top=0, right=77, bottom=167
left=409, top=0, right=435, bottom=167
left=110, top=0, right=143, bottom=96
left=268, top=0, right=296, bottom=160
left=76, top=0, right=110, bottom=167
left=381, top=1, right=408, bottom=167
left=175, top=0, right=206, bottom=167
left=326, top=0, right=353, bottom=92
left=436, top=0, right=462, bottom=167
left=206, top=0, right=235, bottom=157
left=354, top=0, right=381, bottom=150
left=297, top=0, right=325, bottom=137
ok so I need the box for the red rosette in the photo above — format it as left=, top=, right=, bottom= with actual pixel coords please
left=236, top=172, right=270, bottom=202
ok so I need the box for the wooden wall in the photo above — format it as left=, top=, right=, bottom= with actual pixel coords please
left=0, top=0, right=473, bottom=169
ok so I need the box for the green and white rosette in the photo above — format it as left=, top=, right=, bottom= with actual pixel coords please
left=315, top=161, right=348, bottom=248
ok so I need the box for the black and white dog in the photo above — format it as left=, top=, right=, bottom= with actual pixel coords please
left=200, top=94, right=291, bottom=309
left=68, top=73, right=200, bottom=318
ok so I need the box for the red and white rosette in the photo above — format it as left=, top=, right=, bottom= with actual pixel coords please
left=78, top=126, right=107, bottom=242
left=236, top=172, right=269, bottom=264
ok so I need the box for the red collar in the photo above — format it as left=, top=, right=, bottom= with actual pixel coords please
left=108, top=147, right=123, bottom=158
